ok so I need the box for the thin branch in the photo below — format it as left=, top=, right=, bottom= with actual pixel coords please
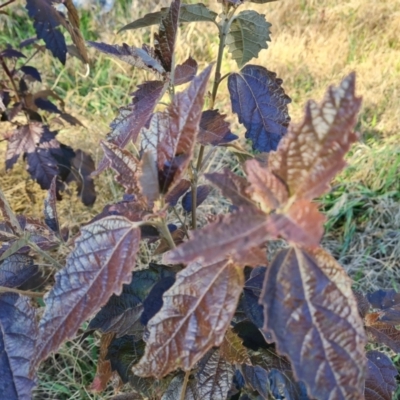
left=180, top=370, right=191, bottom=400
left=0, top=286, right=45, bottom=298
left=0, top=0, right=16, bottom=9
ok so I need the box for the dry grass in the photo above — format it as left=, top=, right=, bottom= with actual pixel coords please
left=0, top=0, right=400, bottom=398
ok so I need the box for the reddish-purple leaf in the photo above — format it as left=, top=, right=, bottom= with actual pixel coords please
left=205, top=168, right=254, bottom=207
left=141, top=64, right=213, bottom=195
left=101, top=141, right=141, bottom=196
left=0, top=293, right=37, bottom=399
left=25, top=0, right=67, bottom=64
left=6, top=122, right=44, bottom=170
left=132, top=258, right=244, bottom=378
left=244, top=158, right=288, bottom=212
left=25, top=137, right=61, bottom=190
left=198, top=109, right=238, bottom=146
left=174, top=56, right=198, bottom=86
left=353, top=290, right=370, bottom=319
left=93, top=80, right=167, bottom=176
left=365, top=351, right=398, bottom=400
left=365, top=313, right=400, bottom=352
left=87, top=41, right=165, bottom=75
left=154, top=0, right=181, bottom=72
left=228, top=65, right=291, bottom=152
left=261, top=247, right=366, bottom=399
left=32, top=216, right=141, bottom=368
left=88, top=265, right=176, bottom=338
left=193, top=348, right=235, bottom=399
left=267, top=199, right=326, bottom=247
left=0, top=254, right=38, bottom=289
left=164, top=206, right=270, bottom=265
left=269, top=73, right=362, bottom=200
left=165, top=179, right=191, bottom=206
left=181, top=184, right=211, bottom=212
left=366, top=289, right=400, bottom=325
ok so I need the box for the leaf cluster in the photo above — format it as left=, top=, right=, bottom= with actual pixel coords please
left=0, top=1, right=398, bottom=400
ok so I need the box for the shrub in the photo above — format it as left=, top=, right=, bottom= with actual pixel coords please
left=0, top=1, right=398, bottom=399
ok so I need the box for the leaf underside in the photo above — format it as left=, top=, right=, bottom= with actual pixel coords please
left=261, top=247, right=366, bottom=399
left=132, top=259, right=244, bottom=378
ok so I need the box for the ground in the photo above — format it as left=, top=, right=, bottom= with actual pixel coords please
left=0, top=0, right=399, bottom=398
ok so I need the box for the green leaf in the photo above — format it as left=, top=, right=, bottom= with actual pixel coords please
left=179, top=3, right=218, bottom=24
left=226, top=10, right=271, bottom=67
left=118, top=3, right=217, bottom=33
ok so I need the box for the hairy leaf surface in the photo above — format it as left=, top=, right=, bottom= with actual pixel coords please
left=0, top=293, right=37, bottom=399
left=33, top=216, right=141, bottom=367
left=228, top=65, right=291, bottom=152
left=269, top=73, right=362, bottom=200
left=226, top=11, right=271, bottom=67
left=244, top=159, right=288, bottom=212
left=164, top=206, right=269, bottom=264
left=261, top=247, right=366, bottom=399
left=132, top=259, right=244, bottom=378
left=365, top=351, right=398, bottom=400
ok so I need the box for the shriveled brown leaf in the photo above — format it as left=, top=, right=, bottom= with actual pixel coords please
left=90, top=332, right=115, bottom=392
left=261, top=246, right=366, bottom=399
left=269, top=73, right=362, bottom=200
left=132, top=259, right=244, bottom=378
